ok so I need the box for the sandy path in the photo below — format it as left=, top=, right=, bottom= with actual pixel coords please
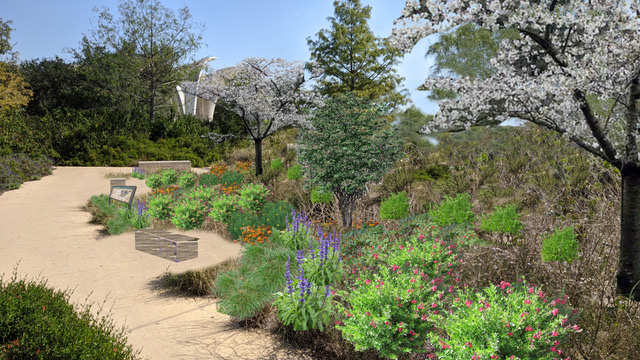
left=0, top=167, right=310, bottom=360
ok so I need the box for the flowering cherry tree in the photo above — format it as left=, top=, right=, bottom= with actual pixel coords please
left=392, top=0, right=640, bottom=300
left=182, top=57, right=321, bottom=175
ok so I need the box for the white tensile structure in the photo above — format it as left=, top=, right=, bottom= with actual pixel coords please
left=174, top=56, right=217, bottom=121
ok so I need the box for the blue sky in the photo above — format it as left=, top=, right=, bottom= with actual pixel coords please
left=3, top=0, right=439, bottom=114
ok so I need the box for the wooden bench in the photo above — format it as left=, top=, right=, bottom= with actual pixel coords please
left=135, top=229, right=198, bottom=262
left=137, top=160, right=191, bottom=173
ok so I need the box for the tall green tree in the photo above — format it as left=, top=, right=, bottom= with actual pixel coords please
left=307, top=0, right=407, bottom=109
left=0, top=18, right=32, bottom=111
left=80, top=0, right=204, bottom=122
left=392, top=106, right=434, bottom=147
left=298, top=93, right=403, bottom=229
left=425, top=23, right=519, bottom=101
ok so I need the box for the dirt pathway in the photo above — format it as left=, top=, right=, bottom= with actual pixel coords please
left=0, top=167, right=310, bottom=360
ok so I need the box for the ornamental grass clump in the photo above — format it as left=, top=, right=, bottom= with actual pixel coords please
left=429, top=280, right=580, bottom=360
left=480, top=203, right=523, bottom=235
left=259, top=200, right=296, bottom=232
left=287, top=164, right=302, bottom=180
left=171, top=198, right=208, bottom=230
left=380, top=191, right=411, bottom=221
left=429, top=193, right=476, bottom=227
left=541, top=226, right=579, bottom=263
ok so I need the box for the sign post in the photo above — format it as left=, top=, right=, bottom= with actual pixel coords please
left=109, top=185, right=137, bottom=210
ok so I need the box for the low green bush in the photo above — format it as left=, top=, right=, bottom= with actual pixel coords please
left=145, top=174, right=163, bottom=189
left=237, top=182, right=271, bottom=213
left=87, top=194, right=118, bottom=226
left=286, top=164, right=302, bottom=180
left=106, top=212, right=131, bottom=235
left=0, top=274, right=141, bottom=359
left=0, top=154, right=53, bottom=192
left=429, top=193, right=476, bottom=227
left=541, top=226, right=579, bottom=263
left=178, top=172, right=197, bottom=189
left=379, top=191, right=410, bottom=220
left=480, top=204, right=523, bottom=235
left=270, top=158, right=283, bottom=171
left=147, top=194, right=174, bottom=220
left=160, top=169, right=179, bottom=187
left=171, top=198, right=208, bottom=230
left=208, top=194, right=242, bottom=223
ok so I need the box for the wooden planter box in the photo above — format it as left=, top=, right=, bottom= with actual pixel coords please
left=135, top=229, right=198, bottom=262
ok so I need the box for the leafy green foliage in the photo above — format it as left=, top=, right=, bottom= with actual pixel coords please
left=237, top=182, right=271, bottom=213
left=171, top=198, right=208, bottom=230
left=430, top=281, right=577, bottom=360
left=379, top=191, right=410, bottom=221
left=147, top=194, right=173, bottom=220
left=106, top=212, right=131, bottom=235
left=307, top=0, right=406, bottom=109
left=0, top=274, right=141, bottom=359
left=177, top=172, right=196, bottom=189
left=87, top=194, right=118, bottom=225
left=298, top=93, right=403, bottom=227
left=208, top=194, right=242, bottom=223
left=541, top=226, right=579, bottom=263
left=270, top=158, right=283, bottom=171
left=145, top=174, right=163, bottom=189
left=429, top=193, right=476, bottom=227
left=480, top=204, right=523, bottom=235
left=286, top=164, right=302, bottom=180
left=160, top=169, right=179, bottom=186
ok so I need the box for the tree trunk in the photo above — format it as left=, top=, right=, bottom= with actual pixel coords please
left=618, top=161, right=640, bottom=300
left=337, top=191, right=359, bottom=230
left=254, top=137, right=263, bottom=176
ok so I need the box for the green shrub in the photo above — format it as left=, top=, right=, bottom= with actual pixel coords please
left=0, top=154, right=53, bottom=192
left=145, top=174, right=163, bottom=189
left=227, top=211, right=261, bottom=240
left=270, top=158, right=283, bottom=170
left=480, top=204, right=523, bottom=235
left=87, top=194, right=118, bottom=225
left=118, top=200, right=151, bottom=230
left=541, top=226, right=579, bottom=263
left=106, top=212, right=131, bottom=235
left=147, top=194, right=174, bottom=220
left=209, top=194, right=242, bottom=224
left=0, top=274, right=141, bottom=359
left=311, top=186, right=332, bottom=204
left=237, top=182, right=271, bottom=213
left=379, top=191, right=410, bottom=220
left=414, top=164, right=450, bottom=181
left=171, top=198, right=208, bottom=230
left=429, top=193, right=476, bottom=227
left=178, top=172, right=197, bottom=189
left=184, top=185, right=220, bottom=205
left=160, top=169, right=179, bottom=187
left=259, top=200, right=296, bottom=232
left=221, top=170, right=244, bottom=187
left=287, top=164, right=302, bottom=180
left=199, top=173, right=221, bottom=187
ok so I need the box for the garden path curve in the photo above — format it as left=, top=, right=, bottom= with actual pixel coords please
left=0, top=167, right=310, bottom=360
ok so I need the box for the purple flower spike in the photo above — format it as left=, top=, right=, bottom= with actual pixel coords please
left=285, top=255, right=294, bottom=294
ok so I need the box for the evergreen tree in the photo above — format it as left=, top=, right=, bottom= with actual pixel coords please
left=79, top=0, right=204, bottom=122
left=307, top=0, right=406, bottom=109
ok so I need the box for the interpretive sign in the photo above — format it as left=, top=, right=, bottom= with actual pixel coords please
left=109, top=185, right=137, bottom=209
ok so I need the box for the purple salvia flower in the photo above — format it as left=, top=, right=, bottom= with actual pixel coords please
left=324, top=285, right=331, bottom=298
left=285, top=255, right=294, bottom=294
left=296, top=250, right=305, bottom=267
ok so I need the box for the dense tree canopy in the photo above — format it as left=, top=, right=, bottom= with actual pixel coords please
left=392, top=0, right=640, bottom=300
left=307, top=0, right=407, bottom=109
left=0, top=18, right=32, bottom=111
left=183, top=57, right=321, bottom=176
left=298, top=93, right=403, bottom=228
left=80, top=0, right=204, bottom=122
